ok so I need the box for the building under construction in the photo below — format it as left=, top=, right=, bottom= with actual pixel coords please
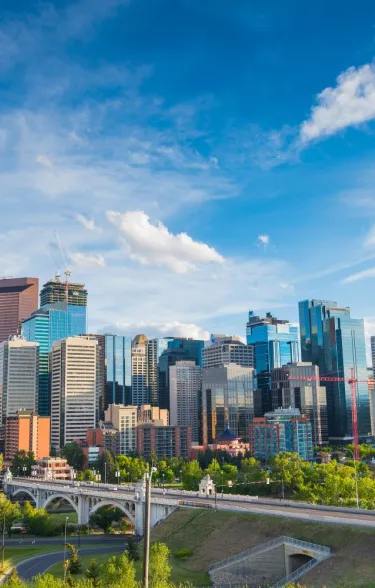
left=40, top=275, right=88, bottom=307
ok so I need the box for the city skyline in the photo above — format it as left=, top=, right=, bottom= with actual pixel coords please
left=2, top=1, right=375, bottom=354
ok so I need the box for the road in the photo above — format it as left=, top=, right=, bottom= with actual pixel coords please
left=16, top=545, right=126, bottom=581
left=6, top=535, right=127, bottom=546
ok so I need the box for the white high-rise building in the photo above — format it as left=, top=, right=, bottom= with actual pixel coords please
left=169, top=361, right=201, bottom=443
left=371, top=336, right=375, bottom=378
left=105, top=404, right=137, bottom=455
left=132, top=334, right=148, bottom=406
left=0, top=337, right=39, bottom=425
left=202, top=335, right=254, bottom=369
left=51, top=337, right=98, bottom=450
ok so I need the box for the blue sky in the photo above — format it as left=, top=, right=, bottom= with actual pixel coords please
left=2, top=0, right=375, bottom=354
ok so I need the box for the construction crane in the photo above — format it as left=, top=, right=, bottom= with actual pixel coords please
left=54, top=231, right=72, bottom=304
left=287, top=367, right=371, bottom=461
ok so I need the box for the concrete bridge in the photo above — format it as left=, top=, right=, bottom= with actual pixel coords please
left=3, top=474, right=178, bottom=536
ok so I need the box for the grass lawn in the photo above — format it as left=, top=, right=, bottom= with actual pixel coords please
left=49, top=512, right=78, bottom=524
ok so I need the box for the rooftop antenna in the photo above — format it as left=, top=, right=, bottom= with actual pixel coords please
left=54, top=231, right=71, bottom=304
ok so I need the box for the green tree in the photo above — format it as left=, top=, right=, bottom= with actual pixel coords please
left=66, top=542, right=82, bottom=574
left=77, top=469, right=96, bottom=482
left=89, top=505, right=123, bottom=533
left=11, top=450, right=35, bottom=476
left=4, top=569, right=25, bottom=586
left=85, top=559, right=102, bottom=587
left=96, top=449, right=117, bottom=483
left=22, top=502, right=58, bottom=537
left=149, top=542, right=172, bottom=588
left=62, top=442, right=86, bottom=471
left=0, top=495, right=21, bottom=537
left=127, top=536, right=139, bottom=561
left=181, top=460, right=203, bottom=490
left=102, top=552, right=137, bottom=588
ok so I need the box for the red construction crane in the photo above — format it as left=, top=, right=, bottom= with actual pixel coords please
left=287, top=367, right=371, bottom=461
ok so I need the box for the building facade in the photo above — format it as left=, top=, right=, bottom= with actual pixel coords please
left=299, top=299, right=371, bottom=442
left=202, top=364, right=256, bottom=444
left=132, top=335, right=148, bottom=406
left=51, top=337, right=98, bottom=451
left=137, top=404, right=169, bottom=426
left=169, top=361, right=201, bottom=443
left=271, top=362, right=328, bottom=445
left=249, top=408, right=313, bottom=461
left=158, top=338, right=204, bottom=410
left=31, top=457, right=73, bottom=481
left=202, top=335, right=254, bottom=369
left=104, top=404, right=137, bottom=455
left=0, top=338, right=39, bottom=427
left=371, top=337, right=375, bottom=379
left=104, top=334, right=132, bottom=409
left=40, top=276, right=88, bottom=332
left=246, top=311, right=299, bottom=416
left=5, top=411, right=50, bottom=462
left=136, top=423, right=191, bottom=459
left=0, top=278, right=39, bottom=343
left=146, top=338, right=171, bottom=406
left=22, top=298, right=88, bottom=417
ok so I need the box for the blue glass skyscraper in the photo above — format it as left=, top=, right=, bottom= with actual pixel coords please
left=104, top=334, right=132, bottom=407
left=299, top=299, right=371, bottom=442
left=246, top=311, right=299, bottom=416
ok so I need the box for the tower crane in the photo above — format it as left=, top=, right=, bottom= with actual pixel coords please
left=288, top=367, right=370, bottom=461
left=54, top=231, right=71, bottom=304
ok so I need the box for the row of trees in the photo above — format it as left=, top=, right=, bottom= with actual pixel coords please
left=5, top=543, right=192, bottom=587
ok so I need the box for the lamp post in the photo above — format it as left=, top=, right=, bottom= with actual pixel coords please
left=346, top=448, right=360, bottom=509
left=162, top=473, right=165, bottom=495
left=22, top=466, right=27, bottom=477
left=63, top=516, right=69, bottom=583
left=104, top=462, right=107, bottom=485
left=115, top=470, right=120, bottom=485
left=96, top=473, right=101, bottom=487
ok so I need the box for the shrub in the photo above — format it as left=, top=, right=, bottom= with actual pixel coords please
left=173, top=548, right=193, bottom=559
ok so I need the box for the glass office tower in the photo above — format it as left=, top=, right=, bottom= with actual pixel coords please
left=246, top=311, right=299, bottom=416
left=298, top=299, right=371, bottom=442
left=105, top=335, right=132, bottom=408
left=22, top=302, right=88, bottom=416
left=158, top=338, right=204, bottom=410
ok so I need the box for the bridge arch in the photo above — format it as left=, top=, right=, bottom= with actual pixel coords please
left=89, top=500, right=136, bottom=527
left=42, top=494, right=79, bottom=515
left=12, top=488, right=37, bottom=504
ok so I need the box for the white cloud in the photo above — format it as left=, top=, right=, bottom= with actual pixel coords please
left=36, top=154, right=53, bottom=168
left=258, top=234, right=270, bottom=247
left=300, top=63, right=375, bottom=144
left=107, top=210, right=225, bottom=273
left=342, top=267, right=375, bottom=283
left=103, top=321, right=210, bottom=341
left=76, top=214, right=98, bottom=232
left=364, top=224, right=375, bottom=248
left=70, top=252, right=105, bottom=267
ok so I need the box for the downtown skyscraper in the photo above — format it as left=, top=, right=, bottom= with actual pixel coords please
left=299, top=299, right=371, bottom=442
left=0, top=278, right=39, bottom=343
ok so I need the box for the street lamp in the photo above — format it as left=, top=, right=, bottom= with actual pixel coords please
left=63, top=516, right=69, bottom=583
left=162, top=473, right=165, bottom=495
left=96, top=473, right=101, bottom=487
left=115, top=470, right=120, bottom=485
left=346, top=448, right=360, bottom=509
left=22, top=466, right=27, bottom=477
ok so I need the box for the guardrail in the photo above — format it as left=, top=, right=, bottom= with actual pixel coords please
left=272, top=557, right=320, bottom=588
left=209, top=535, right=330, bottom=572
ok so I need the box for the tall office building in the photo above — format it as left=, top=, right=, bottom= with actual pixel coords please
left=0, top=337, right=39, bottom=426
left=169, top=361, right=202, bottom=443
left=132, top=334, right=148, bottom=406
left=146, top=338, right=171, bottom=406
left=246, top=311, right=299, bottom=416
left=371, top=336, right=375, bottom=379
left=104, top=404, right=137, bottom=456
left=0, top=278, right=39, bottom=343
left=202, top=364, right=256, bottom=444
left=202, top=335, right=254, bottom=369
left=271, top=362, right=328, bottom=445
left=159, top=338, right=204, bottom=410
left=104, top=334, right=132, bottom=409
left=137, top=423, right=191, bottom=459
left=22, top=276, right=88, bottom=417
left=51, top=337, right=98, bottom=451
left=249, top=408, right=313, bottom=461
left=299, top=299, right=371, bottom=442
left=5, top=411, right=50, bottom=461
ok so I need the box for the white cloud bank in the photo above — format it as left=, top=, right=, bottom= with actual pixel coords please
left=70, top=252, right=105, bottom=267
left=107, top=210, right=225, bottom=273
left=300, top=63, right=375, bottom=144
left=102, top=320, right=210, bottom=341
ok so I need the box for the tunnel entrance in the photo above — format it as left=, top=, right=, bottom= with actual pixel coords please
left=289, top=553, right=313, bottom=573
